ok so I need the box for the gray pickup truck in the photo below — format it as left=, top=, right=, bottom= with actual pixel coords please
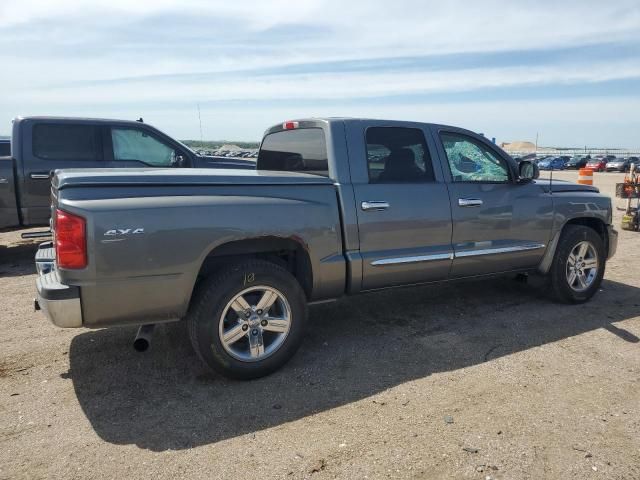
left=35, top=118, right=618, bottom=379
left=0, top=116, right=254, bottom=229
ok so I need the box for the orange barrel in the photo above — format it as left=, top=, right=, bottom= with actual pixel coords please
left=578, top=168, right=593, bottom=185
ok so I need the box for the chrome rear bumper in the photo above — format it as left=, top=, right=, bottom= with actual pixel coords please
left=35, top=243, right=82, bottom=328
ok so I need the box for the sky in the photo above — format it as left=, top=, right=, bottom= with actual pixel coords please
left=0, top=0, right=639, bottom=147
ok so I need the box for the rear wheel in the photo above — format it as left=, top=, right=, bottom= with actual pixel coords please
left=187, top=259, right=307, bottom=379
left=549, top=225, right=605, bottom=303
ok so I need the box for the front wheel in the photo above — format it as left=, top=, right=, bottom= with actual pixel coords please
left=548, top=225, right=605, bottom=303
left=187, top=259, right=307, bottom=379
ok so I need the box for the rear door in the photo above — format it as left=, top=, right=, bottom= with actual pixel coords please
left=431, top=127, right=553, bottom=278
left=347, top=121, right=453, bottom=290
left=21, top=121, right=105, bottom=225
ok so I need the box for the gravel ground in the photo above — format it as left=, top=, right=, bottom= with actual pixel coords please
left=1, top=171, right=639, bottom=479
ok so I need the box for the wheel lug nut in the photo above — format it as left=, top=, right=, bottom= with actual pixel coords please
left=261, top=319, right=268, bottom=326
left=252, top=329, right=259, bottom=336
left=257, top=309, right=263, bottom=315
left=242, top=324, right=248, bottom=331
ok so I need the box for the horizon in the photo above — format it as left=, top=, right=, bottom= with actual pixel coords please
left=1, top=1, right=639, bottom=147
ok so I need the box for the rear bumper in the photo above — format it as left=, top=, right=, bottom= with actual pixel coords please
left=35, top=241, right=55, bottom=275
left=35, top=244, right=83, bottom=328
left=607, top=224, right=618, bottom=259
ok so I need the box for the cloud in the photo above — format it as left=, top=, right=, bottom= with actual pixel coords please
left=0, top=0, right=638, bottom=145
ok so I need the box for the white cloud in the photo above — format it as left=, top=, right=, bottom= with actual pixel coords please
left=0, top=0, right=639, bottom=145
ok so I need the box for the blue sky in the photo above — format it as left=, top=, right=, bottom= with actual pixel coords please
left=0, top=0, right=639, bottom=146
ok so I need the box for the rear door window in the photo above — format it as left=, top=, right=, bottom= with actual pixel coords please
left=0, top=142, right=9, bottom=156
left=111, top=128, right=178, bottom=167
left=33, top=124, right=102, bottom=161
left=258, top=128, right=328, bottom=176
left=366, top=127, right=435, bottom=183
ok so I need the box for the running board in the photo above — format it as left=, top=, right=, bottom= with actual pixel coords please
left=21, top=229, right=52, bottom=239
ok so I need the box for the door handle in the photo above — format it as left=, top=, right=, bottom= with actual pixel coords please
left=0, top=177, right=8, bottom=184
left=30, top=172, right=51, bottom=180
left=458, top=198, right=483, bottom=207
left=361, top=201, right=390, bottom=211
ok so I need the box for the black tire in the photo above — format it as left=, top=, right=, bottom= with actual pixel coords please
left=186, top=259, right=307, bottom=380
left=549, top=225, right=606, bottom=303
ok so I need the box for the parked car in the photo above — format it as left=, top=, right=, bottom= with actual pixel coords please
left=605, top=158, right=630, bottom=172
left=627, top=157, right=640, bottom=170
left=565, top=155, right=590, bottom=169
left=585, top=157, right=608, bottom=172
left=538, top=157, right=567, bottom=170
left=0, top=117, right=255, bottom=229
left=35, top=118, right=618, bottom=379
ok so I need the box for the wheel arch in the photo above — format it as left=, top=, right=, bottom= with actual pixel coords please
left=191, top=236, right=314, bottom=301
left=538, top=216, right=608, bottom=274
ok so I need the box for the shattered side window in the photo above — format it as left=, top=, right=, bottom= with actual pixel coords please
left=440, top=132, right=509, bottom=183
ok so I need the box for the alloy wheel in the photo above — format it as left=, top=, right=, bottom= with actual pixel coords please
left=218, top=286, right=292, bottom=362
left=565, top=241, right=599, bottom=292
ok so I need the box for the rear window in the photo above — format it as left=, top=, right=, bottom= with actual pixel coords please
left=33, top=124, right=102, bottom=161
left=0, top=141, right=9, bottom=156
left=258, top=128, right=328, bottom=176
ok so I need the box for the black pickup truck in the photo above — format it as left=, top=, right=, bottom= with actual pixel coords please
left=0, top=117, right=254, bottom=229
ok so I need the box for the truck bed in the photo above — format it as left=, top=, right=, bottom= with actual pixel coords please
left=48, top=167, right=345, bottom=327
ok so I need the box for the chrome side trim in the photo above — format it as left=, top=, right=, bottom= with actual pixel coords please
left=372, top=244, right=546, bottom=266
left=371, top=252, right=453, bottom=266
left=455, top=243, right=546, bottom=258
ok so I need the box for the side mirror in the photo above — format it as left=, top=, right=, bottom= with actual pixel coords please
left=171, top=154, right=187, bottom=167
left=518, top=160, right=539, bottom=181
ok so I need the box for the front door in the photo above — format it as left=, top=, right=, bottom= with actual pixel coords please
left=433, top=128, right=553, bottom=278
left=348, top=123, right=453, bottom=290
left=106, top=127, right=188, bottom=168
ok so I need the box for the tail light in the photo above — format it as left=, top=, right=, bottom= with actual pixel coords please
left=55, top=209, right=87, bottom=269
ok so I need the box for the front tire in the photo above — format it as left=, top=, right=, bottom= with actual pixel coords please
left=187, top=259, right=307, bottom=379
left=549, top=225, right=605, bottom=303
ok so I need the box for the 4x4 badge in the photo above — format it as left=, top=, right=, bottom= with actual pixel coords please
left=104, top=228, right=145, bottom=236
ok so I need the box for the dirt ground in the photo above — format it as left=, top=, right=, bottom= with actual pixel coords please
left=1, top=171, right=639, bottom=479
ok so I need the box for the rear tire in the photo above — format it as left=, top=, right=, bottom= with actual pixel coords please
left=549, top=225, right=605, bottom=303
left=186, top=259, right=307, bottom=380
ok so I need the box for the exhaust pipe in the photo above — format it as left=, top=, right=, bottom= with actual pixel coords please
left=133, top=324, right=155, bottom=352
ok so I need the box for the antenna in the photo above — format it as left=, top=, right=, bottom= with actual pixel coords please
left=197, top=103, right=203, bottom=142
